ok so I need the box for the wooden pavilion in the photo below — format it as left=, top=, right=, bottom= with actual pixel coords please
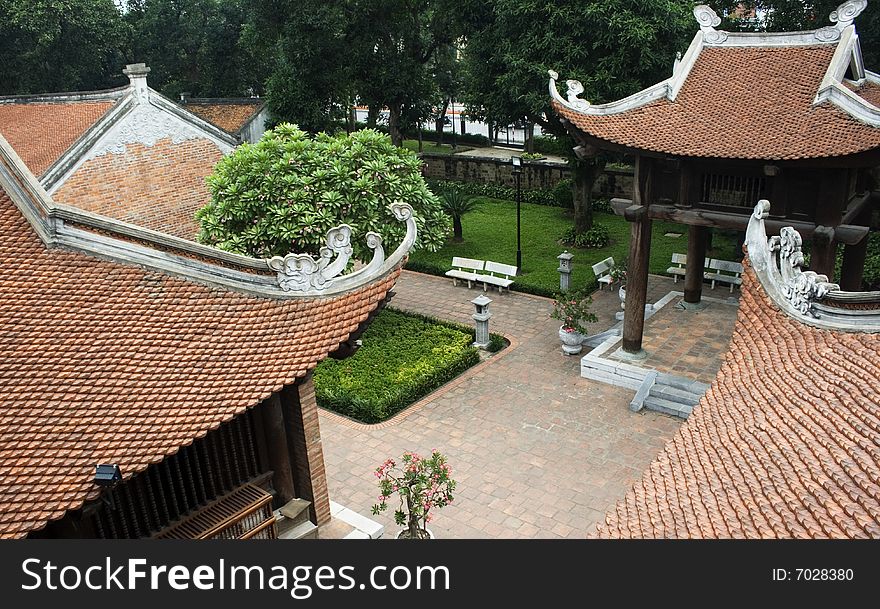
left=550, top=2, right=880, bottom=356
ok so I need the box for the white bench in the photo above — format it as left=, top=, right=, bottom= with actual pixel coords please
left=705, top=259, right=743, bottom=293
left=666, top=254, right=711, bottom=283
left=480, top=261, right=517, bottom=293
left=445, top=257, right=484, bottom=288
left=591, top=257, right=614, bottom=290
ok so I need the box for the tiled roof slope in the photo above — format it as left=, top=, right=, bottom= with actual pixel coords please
left=184, top=101, right=263, bottom=134
left=53, top=138, right=222, bottom=240
left=0, top=101, right=115, bottom=175
left=555, top=45, right=880, bottom=160
left=596, top=262, right=880, bottom=538
left=0, top=188, right=399, bottom=538
left=847, top=80, right=880, bottom=107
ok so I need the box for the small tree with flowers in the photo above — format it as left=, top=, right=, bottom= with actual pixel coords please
left=550, top=286, right=598, bottom=335
left=371, top=450, right=456, bottom=539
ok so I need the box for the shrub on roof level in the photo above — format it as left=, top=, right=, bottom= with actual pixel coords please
left=196, top=124, right=451, bottom=259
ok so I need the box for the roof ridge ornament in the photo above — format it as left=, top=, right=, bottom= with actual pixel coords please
left=267, top=202, right=414, bottom=292
left=693, top=5, right=728, bottom=44
left=816, top=0, right=867, bottom=41
left=746, top=200, right=839, bottom=319
left=547, top=70, right=591, bottom=111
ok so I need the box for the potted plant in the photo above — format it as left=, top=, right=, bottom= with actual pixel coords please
left=550, top=286, right=598, bottom=355
left=609, top=262, right=628, bottom=319
left=371, top=450, right=456, bottom=539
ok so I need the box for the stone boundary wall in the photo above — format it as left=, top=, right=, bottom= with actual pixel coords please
left=420, top=152, right=635, bottom=199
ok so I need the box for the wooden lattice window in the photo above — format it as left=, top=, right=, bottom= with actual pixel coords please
left=154, top=484, right=277, bottom=540
left=702, top=173, right=766, bottom=208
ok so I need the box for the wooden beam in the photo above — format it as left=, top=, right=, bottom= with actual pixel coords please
left=840, top=191, right=875, bottom=225
left=611, top=200, right=869, bottom=245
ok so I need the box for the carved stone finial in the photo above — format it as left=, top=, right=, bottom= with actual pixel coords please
left=564, top=80, right=591, bottom=111
left=267, top=203, right=415, bottom=293
left=816, top=1, right=867, bottom=41
left=746, top=201, right=839, bottom=318
left=830, top=0, right=868, bottom=26
left=694, top=5, right=729, bottom=44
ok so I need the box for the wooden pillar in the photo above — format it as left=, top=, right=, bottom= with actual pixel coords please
left=811, top=169, right=847, bottom=280
left=840, top=205, right=872, bottom=290
left=623, top=205, right=652, bottom=354
left=280, top=374, right=331, bottom=525
left=684, top=225, right=708, bottom=305
left=622, top=156, right=653, bottom=356
left=260, top=393, right=296, bottom=507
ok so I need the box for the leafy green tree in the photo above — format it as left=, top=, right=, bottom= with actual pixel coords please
left=716, top=1, right=880, bottom=67
left=0, top=0, right=129, bottom=94
left=460, top=0, right=694, bottom=233
left=196, top=125, right=451, bottom=258
left=124, top=0, right=262, bottom=99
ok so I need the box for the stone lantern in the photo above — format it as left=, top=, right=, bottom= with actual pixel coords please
left=557, top=251, right=574, bottom=291
left=471, top=294, right=492, bottom=349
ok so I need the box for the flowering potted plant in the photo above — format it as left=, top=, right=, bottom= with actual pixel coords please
left=608, top=261, right=627, bottom=285
left=550, top=286, right=598, bottom=355
left=371, top=450, right=456, bottom=539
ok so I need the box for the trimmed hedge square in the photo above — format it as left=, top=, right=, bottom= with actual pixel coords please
left=314, top=308, right=482, bottom=423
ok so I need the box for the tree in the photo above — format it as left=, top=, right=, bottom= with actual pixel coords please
left=351, top=0, right=462, bottom=146
left=459, top=0, right=694, bottom=233
left=124, top=0, right=262, bottom=99
left=196, top=125, right=451, bottom=259
left=0, top=0, right=129, bottom=94
left=246, top=0, right=357, bottom=133
left=439, top=188, right=477, bottom=242
left=716, top=1, right=880, bottom=67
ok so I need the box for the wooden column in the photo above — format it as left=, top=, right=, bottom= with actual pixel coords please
left=811, top=169, right=847, bottom=280
left=684, top=225, right=708, bottom=305
left=259, top=393, right=296, bottom=506
left=280, top=374, right=331, bottom=525
left=840, top=205, right=872, bottom=290
left=623, top=205, right=652, bottom=354
left=622, top=155, right=653, bottom=356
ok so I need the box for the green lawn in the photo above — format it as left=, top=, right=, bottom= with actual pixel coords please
left=407, top=198, right=739, bottom=296
left=401, top=139, right=471, bottom=155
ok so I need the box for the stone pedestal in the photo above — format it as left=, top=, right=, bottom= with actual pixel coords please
left=471, top=294, right=493, bottom=349
left=557, top=251, right=573, bottom=292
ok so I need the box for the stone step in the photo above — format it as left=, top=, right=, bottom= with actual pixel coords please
left=279, top=498, right=312, bottom=527
left=648, top=383, right=703, bottom=406
left=643, top=396, right=694, bottom=419
left=655, top=373, right=710, bottom=394
left=278, top=520, right=318, bottom=540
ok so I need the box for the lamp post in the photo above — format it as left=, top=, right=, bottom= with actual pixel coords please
left=511, top=156, right=522, bottom=272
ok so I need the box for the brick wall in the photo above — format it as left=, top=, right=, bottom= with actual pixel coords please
left=284, top=375, right=331, bottom=525
left=53, top=137, right=223, bottom=241
left=420, top=152, right=634, bottom=199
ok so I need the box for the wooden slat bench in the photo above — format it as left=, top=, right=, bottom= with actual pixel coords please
left=591, top=256, right=614, bottom=290
left=666, top=253, right=688, bottom=283
left=481, top=261, right=518, bottom=293
left=445, top=257, right=484, bottom=288
left=705, top=258, right=743, bottom=293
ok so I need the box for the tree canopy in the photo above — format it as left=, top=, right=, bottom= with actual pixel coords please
left=196, top=125, right=450, bottom=259
left=0, top=0, right=129, bottom=94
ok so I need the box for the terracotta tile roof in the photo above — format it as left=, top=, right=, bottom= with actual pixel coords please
left=0, top=101, right=115, bottom=175
left=0, top=188, right=399, bottom=538
left=596, top=262, right=880, bottom=538
left=846, top=80, right=880, bottom=108
left=554, top=46, right=880, bottom=160
left=184, top=101, right=264, bottom=134
left=53, top=137, right=223, bottom=240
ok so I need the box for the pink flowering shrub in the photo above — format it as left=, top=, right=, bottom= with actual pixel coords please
left=550, top=286, right=598, bottom=334
left=371, top=450, right=456, bottom=539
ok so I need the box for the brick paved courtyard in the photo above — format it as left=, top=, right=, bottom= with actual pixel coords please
left=319, top=271, right=742, bottom=538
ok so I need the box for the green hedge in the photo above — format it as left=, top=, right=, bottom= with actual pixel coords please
left=427, top=179, right=568, bottom=208
left=314, top=308, right=499, bottom=423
